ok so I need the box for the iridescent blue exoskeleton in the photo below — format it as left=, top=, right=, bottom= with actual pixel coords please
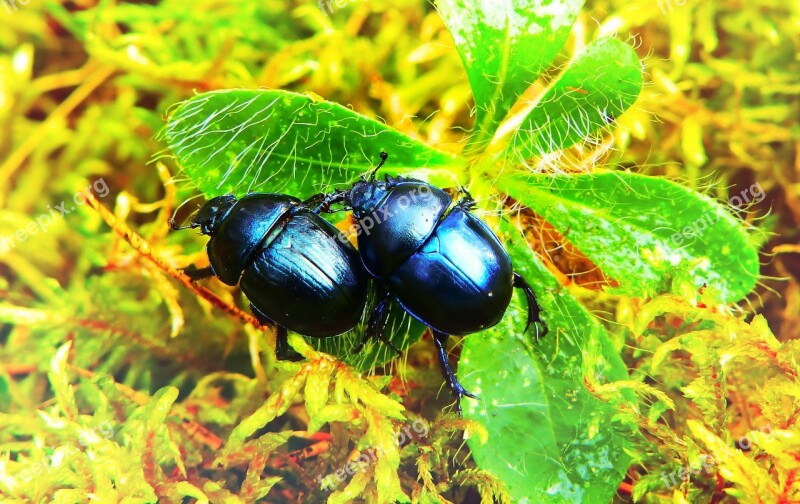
left=320, top=153, right=547, bottom=411
left=171, top=192, right=368, bottom=358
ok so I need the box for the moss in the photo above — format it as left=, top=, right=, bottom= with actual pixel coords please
left=1, top=0, right=798, bottom=502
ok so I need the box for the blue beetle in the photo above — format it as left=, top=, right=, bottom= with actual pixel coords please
left=325, top=153, right=547, bottom=409
left=170, top=192, right=369, bottom=358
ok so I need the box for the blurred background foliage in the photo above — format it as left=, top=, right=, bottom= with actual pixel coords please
left=0, top=0, right=797, bottom=502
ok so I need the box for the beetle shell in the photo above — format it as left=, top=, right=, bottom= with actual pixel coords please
left=356, top=180, right=450, bottom=279
left=207, top=193, right=300, bottom=285
left=240, top=210, right=368, bottom=337
left=195, top=193, right=369, bottom=338
left=387, top=207, right=513, bottom=335
left=337, top=160, right=545, bottom=408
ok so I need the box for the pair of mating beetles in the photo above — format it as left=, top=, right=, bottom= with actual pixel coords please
left=171, top=153, right=547, bottom=410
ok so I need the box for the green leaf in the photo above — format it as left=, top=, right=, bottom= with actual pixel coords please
left=0, top=375, right=9, bottom=412
left=162, top=89, right=442, bottom=368
left=365, top=409, right=406, bottom=503
left=459, top=219, right=630, bottom=503
left=340, top=371, right=406, bottom=421
left=308, top=300, right=426, bottom=372
left=161, top=89, right=464, bottom=198
left=48, top=342, right=77, bottom=420
left=687, top=420, right=779, bottom=500
left=437, top=0, right=584, bottom=146
left=304, top=363, right=333, bottom=421
left=308, top=404, right=358, bottom=433
left=215, top=432, right=293, bottom=469
left=145, top=386, right=180, bottom=431
left=508, top=37, right=642, bottom=158
left=327, top=469, right=371, bottom=504
left=172, top=481, right=210, bottom=503
left=497, top=172, right=760, bottom=302
left=226, top=370, right=308, bottom=450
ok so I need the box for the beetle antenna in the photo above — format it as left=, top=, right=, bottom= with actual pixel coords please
left=368, top=152, right=389, bottom=181
left=168, top=218, right=196, bottom=230
left=169, top=193, right=205, bottom=230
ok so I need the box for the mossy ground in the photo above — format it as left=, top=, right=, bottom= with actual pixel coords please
left=0, top=1, right=798, bottom=502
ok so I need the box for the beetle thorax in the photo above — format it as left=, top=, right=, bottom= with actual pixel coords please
left=346, top=179, right=389, bottom=218
left=192, top=194, right=237, bottom=235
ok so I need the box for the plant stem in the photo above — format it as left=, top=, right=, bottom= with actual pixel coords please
left=0, top=62, right=115, bottom=194
left=81, top=190, right=267, bottom=332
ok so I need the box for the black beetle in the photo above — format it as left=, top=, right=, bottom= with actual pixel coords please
left=170, top=192, right=369, bottom=358
left=324, top=153, right=547, bottom=409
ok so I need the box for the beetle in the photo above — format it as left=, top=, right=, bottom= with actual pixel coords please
left=322, top=152, right=547, bottom=410
left=169, top=192, right=369, bottom=358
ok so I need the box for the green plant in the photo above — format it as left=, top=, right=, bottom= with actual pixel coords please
left=159, top=1, right=761, bottom=501
left=3, top=0, right=789, bottom=502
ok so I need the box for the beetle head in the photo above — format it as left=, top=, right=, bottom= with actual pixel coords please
left=190, top=194, right=237, bottom=235
left=345, top=152, right=389, bottom=216
left=346, top=178, right=388, bottom=217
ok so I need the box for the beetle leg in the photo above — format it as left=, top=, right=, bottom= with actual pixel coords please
left=303, top=190, right=347, bottom=214
left=183, top=265, right=215, bottom=281
left=431, top=330, right=477, bottom=415
left=354, top=292, right=400, bottom=354
left=249, top=303, right=302, bottom=361
left=455, top=188, right=477, bottom=211
left=274, top=326, right=303, bottom=362
left=513, top=272, right=548, bottom=340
